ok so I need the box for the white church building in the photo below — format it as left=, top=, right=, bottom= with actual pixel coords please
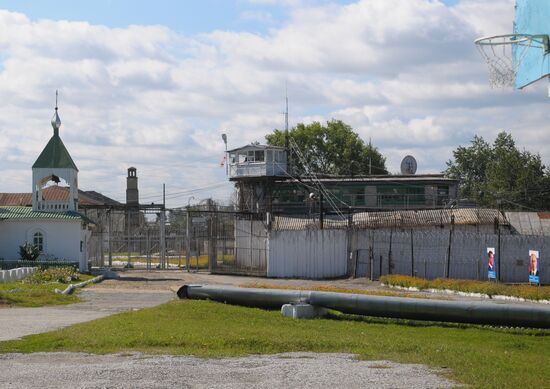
left=0, top=100, right=93, bottom=271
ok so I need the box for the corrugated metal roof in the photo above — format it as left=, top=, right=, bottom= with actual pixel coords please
left=285, top=175, right=457, bottom=184
left=505, top=212, right=550, bottom=236
left=0, top=193, right=31, bottom=206
left=272, top=208, right=507, bottom=231
left=353, top=208, right=506, bottom=229
left=0, top=206, right=89, bottom=222
left=0, top=187, right=114, bottom=207
left=227, top=144, right=285, bottom=153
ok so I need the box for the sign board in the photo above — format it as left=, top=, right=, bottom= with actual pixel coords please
left=528, top=250, right=540, bottom=285
left=487, top=247, right=497, bottom=280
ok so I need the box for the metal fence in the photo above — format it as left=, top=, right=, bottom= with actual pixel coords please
left=86, top=204, right=268, bottom=276
left=352, top=229, right=549, bottom=284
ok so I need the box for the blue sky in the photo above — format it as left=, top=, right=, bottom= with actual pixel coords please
left=0, top=0, right=290, bottom=34
left=0, top=0, right=458, bottom=34
left=1, top=0, right=549, bottom=207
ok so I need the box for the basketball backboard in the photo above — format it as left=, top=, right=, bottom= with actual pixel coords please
left=475, top=0, right=550, bottom=92
left=514, top=0, right=550, bottom=89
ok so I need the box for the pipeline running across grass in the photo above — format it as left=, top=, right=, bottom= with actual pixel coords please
left=0, top=299, right=548, bottom=388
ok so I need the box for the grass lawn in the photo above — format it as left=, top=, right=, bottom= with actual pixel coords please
left=0, top=274, right=95, bottom=307
left=381, top=275, right=550, bottom=301
left=115, top=255, right=235, bottom=269
left=0, top=299, right=548, bottom=388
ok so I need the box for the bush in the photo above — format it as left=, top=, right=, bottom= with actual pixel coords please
left=24, top=267, right=81, bottom=285
left=380, top=274, right=550, bottom=301
left=19, top=242, right=40, bottom=261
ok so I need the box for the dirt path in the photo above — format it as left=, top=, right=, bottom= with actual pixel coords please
left=0, top=288, right=173, bottom=341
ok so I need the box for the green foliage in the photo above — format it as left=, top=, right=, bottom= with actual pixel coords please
left=266, top=120, right=387, bottom=176
left=24, top=267, right=81, bottom=285
left=380, top=275, right=550, bottom=301
left=445, top=132, right=550, bottom=209
left=0, top=272, right=94, bottom=307
left=1, top=300, right=548, bottom=388
left=18, top=242, right=40, bottom=261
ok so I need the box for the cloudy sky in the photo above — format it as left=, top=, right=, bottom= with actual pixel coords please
left=0, top=0, right=548, bottom=207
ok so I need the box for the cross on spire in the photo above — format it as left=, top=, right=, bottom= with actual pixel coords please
left=51, top=90, right=61, bottom=136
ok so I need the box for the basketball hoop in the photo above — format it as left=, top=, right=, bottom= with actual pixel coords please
left=474, top=34, right=549, bottom=88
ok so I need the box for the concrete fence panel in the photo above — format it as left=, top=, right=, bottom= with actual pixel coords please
left=267, top=229, right=348, bottom=279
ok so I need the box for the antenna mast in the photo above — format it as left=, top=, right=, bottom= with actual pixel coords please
left=284, top=85, right=291, bottom=174
left=285, top=88, right=289, bottom=133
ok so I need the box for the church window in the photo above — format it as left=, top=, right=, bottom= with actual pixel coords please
left=33, top=232, right=44, bottom=252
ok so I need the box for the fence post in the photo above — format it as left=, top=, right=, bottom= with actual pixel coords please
left=445, top=229, right=452, bottom=278
left=207, top=199, right=217, bottom=272
left=369, top=231, right=374, bottom=281
left=497, top=221, right=501, bottom=282
left=186, top=208, right=191, bottom=272
left=160, top=207, right=166, bottom=269
left=388, top=228, right=393, bottom=275
left=319, top=192, right=324, bottom=230
left=410, top=229, right=415, bottom=277
left=108, top=209, right=112, bottom=267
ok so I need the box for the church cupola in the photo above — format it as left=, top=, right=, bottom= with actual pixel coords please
left=32, top=91, right=79, bottom=212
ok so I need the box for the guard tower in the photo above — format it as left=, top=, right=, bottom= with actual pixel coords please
left=126, top=167, right=139, bottom=206
left=125, top=167, right=141, bottom=233
left=227, top=144, right=288, bottom=212
left=32, top=93, right=79, bottom=212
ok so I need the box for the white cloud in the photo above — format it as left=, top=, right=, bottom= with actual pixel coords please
left=0, top=1, right=549, bottom=207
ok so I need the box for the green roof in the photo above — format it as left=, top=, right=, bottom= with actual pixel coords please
left=0, top=206, right=90, bottom=222
left=32, top=134, right=78, bottom=171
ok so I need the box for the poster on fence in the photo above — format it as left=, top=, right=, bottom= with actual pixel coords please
left=487, top=247, right=496, bottom=280
left=528, top=250, right=540, bottom=285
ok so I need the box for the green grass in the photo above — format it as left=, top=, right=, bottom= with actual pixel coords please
left=0, top=274, right=95, bottom=307
left=0, top=300, right=548, bottom=388
left=381, top=275, right=550, bottom=301
left=116, top=255, right=235, bottom=269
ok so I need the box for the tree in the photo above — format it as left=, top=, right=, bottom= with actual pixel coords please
left=19, top=242, right=40, bottom=261
left=265, top=120, right=387, bottom=176
left=445, top=132, right=550, bottom=210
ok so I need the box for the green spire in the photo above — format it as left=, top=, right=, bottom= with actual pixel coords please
left=32, top=93, right=78, bottom=171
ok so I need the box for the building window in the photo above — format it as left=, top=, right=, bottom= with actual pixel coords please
left=80, top=241, right=83, bottom=252
left=33, top=232, right=44, bottom=252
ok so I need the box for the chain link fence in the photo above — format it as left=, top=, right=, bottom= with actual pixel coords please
left=87, top=204, right=267, bottom=276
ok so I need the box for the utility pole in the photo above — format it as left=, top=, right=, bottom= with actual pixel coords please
left=222, top=133, right=228, bottom=176
left=160, top=184, right=166, bottom=269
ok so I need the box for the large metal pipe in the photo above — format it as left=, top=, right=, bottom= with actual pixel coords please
left=177, top=285, right=550, bottom=329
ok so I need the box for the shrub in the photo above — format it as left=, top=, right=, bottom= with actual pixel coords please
left=24, top=266, right=81, bottom=285
left=380, top=274, right=550, bottom=301
left=19, top=242, right=40, bottom=261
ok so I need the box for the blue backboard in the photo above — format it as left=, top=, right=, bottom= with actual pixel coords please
left=514, top=0, right=550, bottom=89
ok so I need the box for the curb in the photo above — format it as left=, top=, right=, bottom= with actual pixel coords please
left=382, top=283, right=550, bottom=305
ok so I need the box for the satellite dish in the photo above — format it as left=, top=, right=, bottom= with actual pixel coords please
left=400, top=155, right=417, bottom=175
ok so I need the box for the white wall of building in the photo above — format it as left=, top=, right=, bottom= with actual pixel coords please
left=0, top=219, right=90, bottom=271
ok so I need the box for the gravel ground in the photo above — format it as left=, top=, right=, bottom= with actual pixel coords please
left=0, top=352, right=457, bottom=389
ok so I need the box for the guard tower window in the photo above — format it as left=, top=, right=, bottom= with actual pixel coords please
left=254, top=150, right=264, bottom=162
left=33, top=232, right=44, bottom=252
